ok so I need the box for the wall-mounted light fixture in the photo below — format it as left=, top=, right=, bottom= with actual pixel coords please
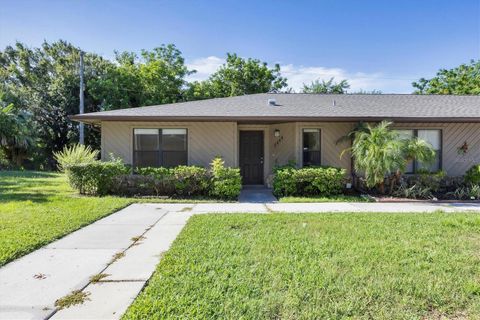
left=274, top=129, right=280, bottom=137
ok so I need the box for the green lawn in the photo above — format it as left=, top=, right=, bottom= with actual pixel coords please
left=0, top=171, right=133, bottom=266
left=279, top=194, right=372, bottom=202
left=124, top=213, right=480, bottom=319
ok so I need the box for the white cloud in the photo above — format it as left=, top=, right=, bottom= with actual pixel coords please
left=186, top=56, right=413, bottom=93
left=186, top=56, right=224, bottom=82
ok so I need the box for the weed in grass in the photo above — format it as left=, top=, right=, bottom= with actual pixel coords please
left=54, top=290, right=90, bottom=309
left=89, top=273, right=110, bottom=283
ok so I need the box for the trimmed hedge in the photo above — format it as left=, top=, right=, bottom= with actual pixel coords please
left=273, top=166, right=347, bottom=197
left=66, top=160, right=130, bottom=196
left=66, top=157, right=241, bottom=200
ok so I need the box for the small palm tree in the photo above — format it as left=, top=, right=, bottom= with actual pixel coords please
left=347, top=121, right=435, bottom=194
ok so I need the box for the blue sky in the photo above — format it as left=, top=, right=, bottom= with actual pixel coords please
left=1, top=0, right=479, bottom=93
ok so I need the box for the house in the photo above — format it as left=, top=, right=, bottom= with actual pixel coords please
left=72, top=93, right=480, bottom=185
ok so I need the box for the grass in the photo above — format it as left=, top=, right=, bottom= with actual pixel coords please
left=54, top=290, right=91, bottom=309
left=0, top=170, right=229, bottom=266
left=279, top=194, right=372, bottom=202
left=0, top=171, right=133, bottom=266
left=124, top=213, right=480, bottom=319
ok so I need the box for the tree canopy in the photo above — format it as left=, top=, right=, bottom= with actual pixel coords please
left=412, top=60, right=480, bottom=95
left=302, top=77, right=350, bottom=94
left=185, top=53, right=288, bottom=100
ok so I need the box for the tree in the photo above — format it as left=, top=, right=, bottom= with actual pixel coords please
left=0, top=103, right=35, bottom=166
left=348, top=121, right=435, bottom=193
left=302, top=77, right=350, bottom=94
left=0, top=40, right=110, bottom=168
left=89, top=44, right=192, bottom=110
left=412, top=60, right=480, bottom=94
left=185, top=53, right=287, bottom=100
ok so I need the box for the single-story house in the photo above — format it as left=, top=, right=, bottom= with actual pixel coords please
left=72, top=93, right=480, bottom=185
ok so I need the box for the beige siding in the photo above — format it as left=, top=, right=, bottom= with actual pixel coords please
left=101, top=121, right=237, bottom=167
left=101, top=120, right=480, bottom=179
left=294, top=122, right=353, bottom=172
left=392, top=122, right=480, bottom=176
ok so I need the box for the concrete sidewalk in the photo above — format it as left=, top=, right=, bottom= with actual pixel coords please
left=1, top=201, right=479, bottom=320
left=0, top=204, right=192, bottom=320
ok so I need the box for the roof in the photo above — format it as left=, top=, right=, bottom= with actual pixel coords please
left=72, top=93, right=480, bottom=124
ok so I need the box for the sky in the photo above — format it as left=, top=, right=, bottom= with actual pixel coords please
left=1, top=0, right=479, bottom=93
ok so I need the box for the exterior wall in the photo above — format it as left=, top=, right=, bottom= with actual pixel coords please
left=101, top=121, right=237, bottom=167
left=101, top=120, right=480, bottom=180
left=294, top=122, right=354, bottom=173
left=392, top=122, right=480, bottom=177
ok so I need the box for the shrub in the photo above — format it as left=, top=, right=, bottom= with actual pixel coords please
left=172, top=166, right=210, bottom=196
left=66, top=159, right=129, bottom=195
left=465, top=164, right=480, bottom=185
left=54, top=144, right=99, bottom=172
left=273, top=166, right=346, bottom=197
left=448, top=184, right=480, bottom=200
left=209, top=157, right=242, bottom=200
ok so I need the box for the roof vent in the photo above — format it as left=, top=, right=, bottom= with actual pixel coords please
left=267, top=98, right=277, bottom=106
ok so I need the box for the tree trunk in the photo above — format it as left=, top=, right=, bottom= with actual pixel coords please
left=378, top=181, right=385, bottom=194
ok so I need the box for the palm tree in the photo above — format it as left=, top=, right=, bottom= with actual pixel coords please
left=0, top=104, right=35, bottom=166
left=346, top=121, right=435, bottom=194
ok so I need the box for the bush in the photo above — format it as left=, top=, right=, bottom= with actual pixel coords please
left=273, top=166, right=347, bottom=197
left=448, top=184, right=480, bottom=200
left=53, top=144, right=99, bottom=172
left=465, top=164, right=480, bottom=185
left=209, top=157, right=242, bottom=200
left=66, top=159, right=129, bottom=195
left=172, top=166, right=210, bottom=196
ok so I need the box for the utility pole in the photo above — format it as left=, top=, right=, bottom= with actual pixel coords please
left=79, top=51, right=85, bottom=145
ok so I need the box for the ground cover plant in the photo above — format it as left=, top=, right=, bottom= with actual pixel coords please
left=124, top=213, right=480, bottom=319
left=0, top=171, right=131, bottom=266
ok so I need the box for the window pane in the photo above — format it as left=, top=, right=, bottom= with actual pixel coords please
left=303, top=129, right=320, bottom=151
left=395, top=130, right=414, bottom=173
left=163, top=151, right=187, bottom=167
left=134, top=129, right=159, bottom=151
left=162, top=129, right=187, bottom=151
left=418, top=130, right=441, bottom=150
left=303, top=129, right=321, bottom=166
left=417, top=153, right=440, bottom=172
left=396, top=129, right=414, bottom=140
left=134, top=151, right=159, bottom=167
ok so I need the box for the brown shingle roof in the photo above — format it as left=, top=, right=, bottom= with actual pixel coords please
left=72, top=93, right=480, bottom=123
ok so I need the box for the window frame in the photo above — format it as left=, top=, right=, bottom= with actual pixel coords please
left=396, top=128, right=443, bottom=173
left=132, top=128, right=188, bottom=168
left=301, top=128, right=322, bottom=167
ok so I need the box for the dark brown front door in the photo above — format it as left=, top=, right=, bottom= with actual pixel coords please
left=239, top=131, right=264, bottom=185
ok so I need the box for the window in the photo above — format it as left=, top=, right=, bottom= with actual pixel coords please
left=395, top=129, right=442, bottom=173
left=133, top=128, right=187, bottom=167
left=417, top=129, right=441, bottom=172
left=302, top=129, right=321, bottom=166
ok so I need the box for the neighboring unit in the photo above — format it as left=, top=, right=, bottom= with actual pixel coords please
left=72, top=94, right=480, bottom=185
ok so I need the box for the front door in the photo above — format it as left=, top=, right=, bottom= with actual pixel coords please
left=239, top=131, right=264, bottom=185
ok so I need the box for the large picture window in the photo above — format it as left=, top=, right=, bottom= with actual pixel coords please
left=133, top=128, right=187, bottom=167
left=395, top=129, right=442, bottom=173
left=302, top=129, right=321, bottom=166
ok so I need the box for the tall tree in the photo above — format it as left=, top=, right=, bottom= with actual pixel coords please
left=89, top=44, right=192, bottom=110
left=412, top=60, right=480, bottom=94
left=0, top=40, right=110, bottom=167
left=185, top=53, right=288, bottom=100
left=302, top=77, right=350, bottom=94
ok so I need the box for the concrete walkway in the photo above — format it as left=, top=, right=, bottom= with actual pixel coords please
left=1, top=201, right=480, bottom=320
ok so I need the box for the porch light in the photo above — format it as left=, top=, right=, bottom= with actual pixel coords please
left=274, top=129, right=280, bottom=137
